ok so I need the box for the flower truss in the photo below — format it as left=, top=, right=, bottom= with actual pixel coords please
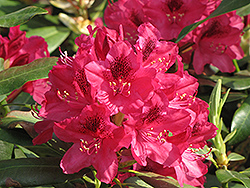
left=32, top=19, right=218, bottom=187
left=104, top=0, right=244, bottom=75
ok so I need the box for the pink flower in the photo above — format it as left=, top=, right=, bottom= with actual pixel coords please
left=0, top=25, right=50, bottom=103
left=143, top=0, right=208, bottom=40
left=192, top=12, right=244, bottom=74
left=104, top=0, right=147, bottom=44
left=54, top=103, right=130, bottom=183
left=85, top=40, right=156, bottom=114
left=136, top=23, right=180, bottom=72
left=123, top=93, right=191, bottom=167
left=134, top=149, right=208, bottom=188
left=33, top=56, right=93, bottom=144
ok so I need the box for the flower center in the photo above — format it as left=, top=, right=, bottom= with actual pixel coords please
left=74, top=69, right=91, bottom=95
left=130, top=11, right=143, bottom=27
left=79, top=115, right=105, bottom=137
left=110, top=56, right=132, bottom=81
left=167, top=0, right=183, bottom=12
left=142, top=106, right=161, bottom=124
left=201, top=21, right=229, bottom=39
left=143, top=39, right=156, bottom=62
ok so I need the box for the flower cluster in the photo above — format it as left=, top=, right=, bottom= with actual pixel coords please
left=0, top=26, right=50, bottom=103
left=33, top=22, right=217, bottom=187
left=104, top=0, right=244, bottom=74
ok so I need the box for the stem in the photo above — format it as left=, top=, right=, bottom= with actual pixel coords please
left=233, top=59, right=240, bottom=72
left=179, top=42, right=195, bottom=53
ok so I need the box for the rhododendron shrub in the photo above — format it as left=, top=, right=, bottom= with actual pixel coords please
left=0, top=25, right=50, bottom=104
left=104, top=0, right=244, bottom=75
left=32, top=23, right=217, bottom=186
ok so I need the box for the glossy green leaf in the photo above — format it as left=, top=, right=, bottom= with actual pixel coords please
left=26, top=26, right=70, bottom=53
left=226, top=92, right=248, bottom=103
left=228, top=152, right=245, bottom=161
left=0, top=57, right=58, bottom=95
left=124, top=177, right=153, bottom=188
left=240, top=168, right=250, bottom=177
left=0, top=128, right=33, bottom=146
left=223, top=129, right=237, bottom=144
left=1, top=110, right=39, bottom=127
left=0, top=157, right=90, bottom=187
left=25, top=145, right=64, bottom=158
left=0, top=140, right=14, bottom=160
left=237, top=3, right=250, bottom=16
left=208, top=75, right=250, bottom=90
left=216, top=169, right=250, bottom=188
left=208, top=79, right=221, bottom=126
left=228, top=96, right=250, bottom=145
left=176, top=0, right=250, bottom=42
left=122, top=170, right=194, bottom=188
left=0, top=58, right=4, bottom=72
left=89, top=0, right=108, bottom=20
left=0, top=6, right=48, bottom=27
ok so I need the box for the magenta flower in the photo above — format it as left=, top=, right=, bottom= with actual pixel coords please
left=136, top=23, right=180, bottom=72
left=123, top=93, right=191, bottom=167
left=134, top=149, right=208, bottom=188
left=143, top=0, right=208, bottom=40
left=192, top=12, right=244, bottom=74
left=104, top=0, right=147, bottom=44
left=0, top=25, right=50, bottom=104
left=85, top=40, right=156, bottom=114
left=54, top=103, right=130, bottom=183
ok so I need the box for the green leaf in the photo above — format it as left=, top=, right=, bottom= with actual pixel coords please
left=237, top=3, right=250, bottom=16
left=1, top=110, right=39, bottom=127
left=0, top=57, right=58, bottom=95
left=0, top=6, right=48, bottom=27
left=0, top=58, right=4, bottom=72
left=208, top=79, right=221, bottom=126
left=227, top=152, right=245, bottom=162
left=124, top=177, right=154, bottom=188
left=208, top=75, right=250, bottom=90
left=228, top=95, right=250, bottom=145
left=0, top=128, right=33, bottom=146
left=122, top=170, right=194, bottom=188
left=240, top=168, right=250, bottom=177
left=176, top=0, right=250, bottom=42
left=0, top=140, right=14, bottom=160
left=26, top=26, right=70, bottom=53
left=89, top=0, right=108, bottom=21
left=216, top=169, right=250, bottom=188
left=0, top=0, right=25, bottom=16
left=223, top=129, right=237, bottom=144
left=0, top=157, right=90, bottom=187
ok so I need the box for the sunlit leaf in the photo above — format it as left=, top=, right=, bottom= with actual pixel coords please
left=0, top=140, right=14, bottom=160
left=229, top=95, right=250, bottom=145
left=208, top=79, right=221, bottom=126
left=223, top=129, right=237, bottom=144
left=0, top=57, right=58, bottom=95
left=240, top=168, right=250, bottom=177
left=0, top=6, right=48, bottom=27
left=208, top=75, right=250, bottom=91
left=216, top=169, right=250, bottom=188
left=176, top=0, right=250, bottom=42
left=89, top=0, right=108, bottom=20
left=228, top=152, right=245, bottom=162
left=122, top=170, right=194, bottom=187
left=124, top=177, right=153, bottom=188
left=26, top=26, right=70, bottom=53
left=0, top=157, right=90, bottom=187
